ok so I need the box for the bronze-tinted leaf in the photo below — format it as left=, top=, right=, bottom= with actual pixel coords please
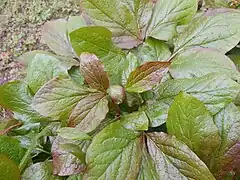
left=125, top=62, right=170, bottom=93
left=32, top=76, right=94, bottom=121
left=32, top=76, right=109, bottom=133
left=167, top=92, right=220, bottom=164
left=70, top=26, right=127, bottom=84
left=42, top=19, right=74, bottom=57
left=80, top=53, right=109, bottom=92
left=214, top=142, right=240, bottom=178
left=212, top=103, right=240, bottom=178
left=146, top=132, right=215, bottom=180
left=51, top=136, right=90, bottom=176
left=68, top=91, right=109, bottom=133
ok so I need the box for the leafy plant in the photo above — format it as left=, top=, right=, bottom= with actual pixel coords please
left=203, top=0, right=240, bottom=8
left=0, top=0, right=240, bottom=179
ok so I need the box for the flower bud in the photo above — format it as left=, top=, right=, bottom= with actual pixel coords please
left=108, top=85, right=125, bottom=104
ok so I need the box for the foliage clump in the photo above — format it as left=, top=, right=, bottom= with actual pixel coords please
left=0, top=0, right=240, bottom=179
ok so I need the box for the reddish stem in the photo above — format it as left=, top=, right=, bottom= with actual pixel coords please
left=0, top=122, right=22, bottom=135
left=112, top=99, right=121, bottom=120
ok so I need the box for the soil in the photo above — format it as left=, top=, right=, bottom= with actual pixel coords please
left=0, top=0, right=80, bottom=83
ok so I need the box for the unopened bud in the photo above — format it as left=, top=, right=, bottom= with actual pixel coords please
left=108, top=85, right=125, bottom=104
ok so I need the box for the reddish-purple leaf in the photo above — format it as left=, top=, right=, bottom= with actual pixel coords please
left=212, top=103, right=240, bottom=178
left=68, top=91, right=109, bottom=133
left=214, top=142, right=240, bottom=178
left=145, top=132, right=215, bottom=179
left=80, top=53, right=109, bottom=92
left=125, top=61, right=171, bottom=93
left=52, top=136, right=90, bottom=176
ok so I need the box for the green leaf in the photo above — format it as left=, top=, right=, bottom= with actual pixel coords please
left=167, top=92, right=220, bottom=163
left=42, top=19, right=74, bottom=57
left=70, top=26, right=127, bottom=84
left=18, top=50, right=43, bottom=66
left=52, top=136, right=90, bottom=176
left=17, top=51, right=79, bottom=68
left=13, top=122, right=40, bottom=136
left=80, top=53, right=109, bottom=92
left=145, top=70, right=240, bottom=127
left=84, top=121, right=142, bottom=180
left=229, top=54, right=240, bottom=66
left=14, top=132, right=39, bottom=153
left=137, top=147, right=159, bottom=180
left=32, top=76, right=109, bottom=132
left=122, top=53, right=141, bottom=86
left=22, top=161, right=62, bottom=180
left=67, top=175, right=83, bottom=180
left=228, top=54, right=240, bottom=73
left=0, top=82, right=32, bottom=111
left=229, top=55, right=240, bottom=102
left=26, top=53, right=69, bottom=93
left=146, top=0, right=198, bottom=41
left=0, top=135, right=26, bottom=165
left=67, top=16, right=87, bottom=33
left=125, top=61, right=171, bottom=93
left=19, top=126, right=53, bottom=172
left=156, top=73, right=240, bottom=114
left=211, top=103, right=240, bottom=177
left=137, top=38, right=171, bottom=63
left=68, top=66, right=85, bottom=85
left=235, top=92, right=240, bottom=106
left=174, top=9, right=240, bottom=53
left=79, top=0, right=155, bottom=48
left=0, top=81, right=47, bottom=122
left=170, top=47, right=240, bottom=81
left=58, top=127, right=92, bottom=141
left=142, top=98, right=174, bottom=127
left=0, top=154, right=20, bottom=180
left=146, top=132, right=215, bottom=180
left=125, top=92, right=144, bottom=108
left=121, top=111, right=149, bottom=131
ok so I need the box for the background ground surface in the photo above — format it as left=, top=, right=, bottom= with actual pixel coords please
left=0, top=0, right=80, bottom=83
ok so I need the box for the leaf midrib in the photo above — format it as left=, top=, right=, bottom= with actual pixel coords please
left=148, top=135, right=205, bottom=177
left=85, top=0, right=139, bottom=38
left=72, top=34, right=125, bottom=57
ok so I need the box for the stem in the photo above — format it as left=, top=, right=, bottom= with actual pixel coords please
left=19, top=126, right=51, bottom=173
left=167, top=51, right=179, bottom=62
left=0, top=122, right=22, bottom=135
left=112, top=99, right=121, bottom=119
left=35, top=147, right=51, bottom=155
